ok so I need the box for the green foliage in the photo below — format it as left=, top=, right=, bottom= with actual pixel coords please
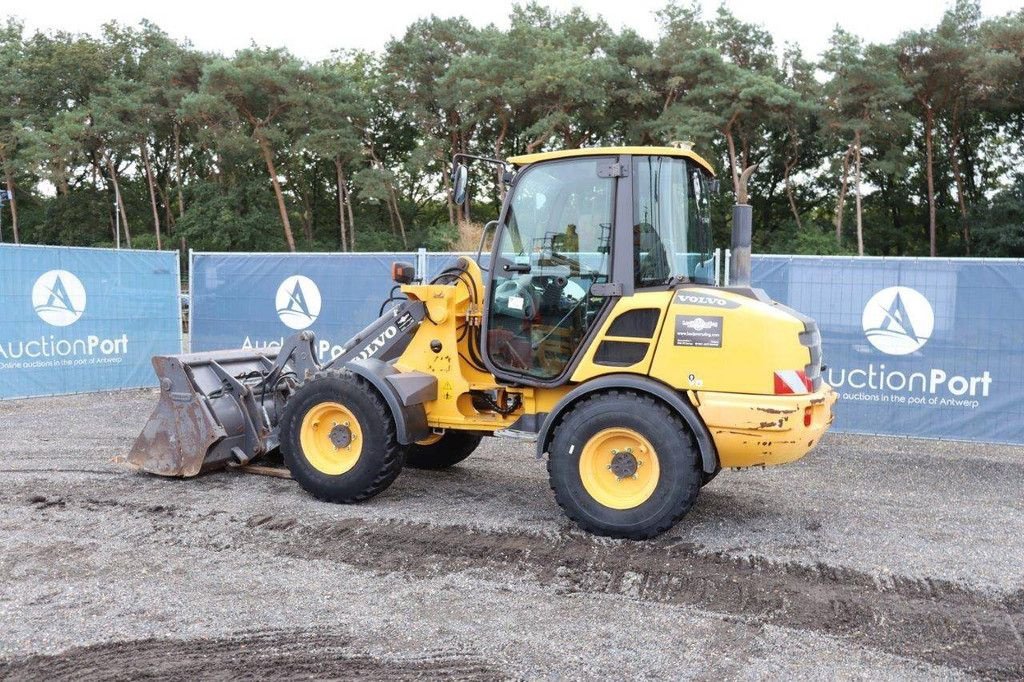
left=31, top=190, right=113, bottom=246
left=175, top=179, right=284, bottom=252
left=418, top=223, right=461, bottom=252
left=0, top=4, right=1022, bottom=258
left=971, top=183, right=1024, bottom=256
left=783, top=222, right=858, bottom=256
left=343, top=228, right=406, bottom=253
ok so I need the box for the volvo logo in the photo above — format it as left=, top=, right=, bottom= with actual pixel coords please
left=275, top=275, right=322, bottom=330
left=862, top=286, right=934, bottom=356
left=357, top=325, right=398, bottom=361
left=32, top=270, right=86, bottom=327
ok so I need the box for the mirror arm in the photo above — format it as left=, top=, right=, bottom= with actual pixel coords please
left=453, top=153, right=508, bottom=171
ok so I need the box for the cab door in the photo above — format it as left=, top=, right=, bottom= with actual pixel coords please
left=484, top=156, right=620, bottom=383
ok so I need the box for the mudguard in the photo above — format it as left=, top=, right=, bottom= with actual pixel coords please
left=345, top=358, right=435, bottom=445
left=536, top=374, right=719, bottom=474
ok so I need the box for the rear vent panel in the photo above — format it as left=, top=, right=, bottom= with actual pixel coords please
left=606, top=309, right=660, bottom=338
left=594, top=341, right=650, bottom=367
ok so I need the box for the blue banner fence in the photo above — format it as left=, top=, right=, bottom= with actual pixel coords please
left=5, top=244, right=1022, bottom=446
left=190, top=250, right=1023, bottom=445
left=189, top=251, right=420, bottom=362
left=750, top=255, right=1024, bottom=445
left=0, top=243, right=182, bottom=399
left=189, top=249, right=491, bottom=363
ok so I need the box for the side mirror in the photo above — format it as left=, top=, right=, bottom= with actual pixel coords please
left=451, top=163, right=468, bottom=205
left=709, top=178, right=721, bottom=196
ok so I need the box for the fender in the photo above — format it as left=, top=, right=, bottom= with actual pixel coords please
left=345, top=358, right=431, bottom=445
left=536, top=374, right=718, bottom=474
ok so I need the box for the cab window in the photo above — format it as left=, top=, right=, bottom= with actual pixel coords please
left=487, top=157, right=614, bottom=379
left=632, top=156, right=714, bottom=287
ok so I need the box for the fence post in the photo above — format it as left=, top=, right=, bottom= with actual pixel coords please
left=713, top=248, right=721, bottom=286
left=417, top=247, right=427, bottom=281
left=723, top=249, right=731, bottom=286
left=187, top=249, right=194, bottom=352
left=175, top=247, right=184, bottom=353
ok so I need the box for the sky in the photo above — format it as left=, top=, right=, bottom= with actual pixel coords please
left=8, top=0, right=1023, bottom=62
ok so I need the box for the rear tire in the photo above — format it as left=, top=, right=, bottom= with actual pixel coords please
left=404, top=431, right=483, bottom=470
left=279, top=370, right=403, bottom=503
left=547, top=391, right=702, bottom=539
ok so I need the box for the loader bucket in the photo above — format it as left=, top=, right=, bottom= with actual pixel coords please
left=126, top=317, right=411, bottom=478
left=128, top=348, right=286, bottom=477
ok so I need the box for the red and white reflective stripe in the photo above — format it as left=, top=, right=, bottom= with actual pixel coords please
left=774, top=370, right=812, bottom=395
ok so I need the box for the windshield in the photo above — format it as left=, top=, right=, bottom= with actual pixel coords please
left=632, top=156, right=714, bottom=287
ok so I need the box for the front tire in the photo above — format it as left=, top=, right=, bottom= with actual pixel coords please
left=404, top=431, right=483, bottom=470
left=279, top=370, right=403, bottom=503
left=547, top=391, right=702, bottom=539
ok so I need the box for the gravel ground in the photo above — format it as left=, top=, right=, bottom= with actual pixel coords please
left=0, top=389, right=1022, bottom=679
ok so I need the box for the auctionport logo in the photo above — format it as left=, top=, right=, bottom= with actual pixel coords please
left=862, top=286, right=934, bottom=355
left=0, top=268, right=129, bottom=368
left=828, top=284, right=991, bottom=407
left=276, top=275, right=321, bottom=330
left=32, top=270, right=86, bottom=327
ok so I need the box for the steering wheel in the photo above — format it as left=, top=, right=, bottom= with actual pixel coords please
left=493, top=278, right=537, bottom=320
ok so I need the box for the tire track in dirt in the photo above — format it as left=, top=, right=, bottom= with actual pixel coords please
left=12, top=492, right=1024, bottom=679
left=0, top=628, right=500, bottom=681
left=255, top=515, right=1024, bottom=679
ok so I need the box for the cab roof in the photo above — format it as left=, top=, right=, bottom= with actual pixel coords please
left=506, top=146, right=716, bottom=176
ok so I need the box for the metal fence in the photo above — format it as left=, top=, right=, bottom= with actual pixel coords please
left=189, top=249, right=1023, bottom=444
left=0, top=243, right=181, bottom=398
left=6, top=244, right=1022, bottom=446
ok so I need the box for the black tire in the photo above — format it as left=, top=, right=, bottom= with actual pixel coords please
left=547, top=391, right=702, bottom=539
left=701, top=467, right=721, bottom=487
left=279, top=369, right=403, bottom=503
left=404, top=431, right=483, bottom=470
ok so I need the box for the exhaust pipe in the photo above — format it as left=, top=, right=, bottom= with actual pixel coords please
left=729, top=165, right=757, bottom=288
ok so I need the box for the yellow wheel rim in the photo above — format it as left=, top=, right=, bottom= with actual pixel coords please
left=578, top=428, right=660, bottom=510
left=299, top=402, right=363, bottom=475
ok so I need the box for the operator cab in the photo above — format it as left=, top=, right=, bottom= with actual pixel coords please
left=470, top=147, right=717, bottom=385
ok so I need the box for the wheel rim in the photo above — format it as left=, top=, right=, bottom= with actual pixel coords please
left=578, top=427, right=660, bottom=510
left=299, top=402, right=363, bottom=475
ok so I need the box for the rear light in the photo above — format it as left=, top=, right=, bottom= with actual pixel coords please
left=774, top=370, right=813, bottom=395
left=804, top=407, right=813, bottom=427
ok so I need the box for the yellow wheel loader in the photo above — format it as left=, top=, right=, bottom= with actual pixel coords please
left=128, top=146, right=836, bottom=539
